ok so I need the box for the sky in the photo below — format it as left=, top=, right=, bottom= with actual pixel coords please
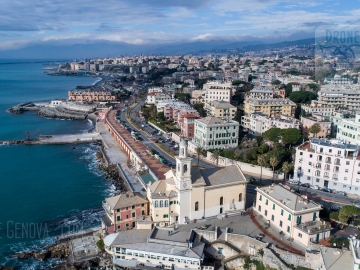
left=0, top=0, right=358, bottom=52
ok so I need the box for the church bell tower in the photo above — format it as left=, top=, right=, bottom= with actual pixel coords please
left=175, top=139, right=192, bottom=190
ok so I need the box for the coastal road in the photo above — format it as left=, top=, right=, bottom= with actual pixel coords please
left=118, top=100, right=216, bottom=169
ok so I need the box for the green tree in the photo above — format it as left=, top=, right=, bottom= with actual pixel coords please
left=157, top=112, right=166, bottom=121
left=289, top=91, right=317, bottom=103
left=257, top=248, right=264, bottom=258
left=339, top=205, right=360, bottom=223
left=210, top=149, right=222, bottom=166
left=174, top=93, right=191, bottom=103
left=193, top=103, right=207, bottom=117
left=285, top=83, right=293, bottom=96
left=282, top=162, right=294, bottom=182
left=272, top=79, right=282, bottom=85
left=195, top=146, right=206, bottom=166
left=257, top=154, right=268, bottom=184
left=232, top=80, right=246, bottom=85
left=309, top=123, right=321, bottom=138
left=263, top=128, right=282, bottom=143
left=233, top=109, right=244, bottom=122
left=269, top=156, right=280, bottom=182
left=281, top=128, right=303, bottom=147
left=329, top=211, right=340, bottom=221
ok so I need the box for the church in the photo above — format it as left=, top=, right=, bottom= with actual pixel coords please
left=146, top=139, right=248, bottom=226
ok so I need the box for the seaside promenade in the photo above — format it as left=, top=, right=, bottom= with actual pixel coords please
left=96, top=121, right=143, bottom=193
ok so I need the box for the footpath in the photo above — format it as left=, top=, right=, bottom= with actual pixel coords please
left=96, top=121, right=143, bottom=194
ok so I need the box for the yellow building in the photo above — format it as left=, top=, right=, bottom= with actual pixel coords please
left=147, top=140, right=248, bottom=226
left=205, top=100, right=237, bottom=118
left=244, top=98, right=296, bottom=117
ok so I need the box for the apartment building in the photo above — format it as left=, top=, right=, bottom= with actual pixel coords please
left=300, top=115, right=332, bottom=139
left=318, top=85, right=360, bottom=110
left=203, top=81, right=232, bottom=103
left=246, top=87, right=274, bottom=99
left=205, top=100, right=237, bottom=118
left=294, top=139, right=360, bottom=195
left=254, top=185, right=330, bottom=247
left=337, top=113, right=360, bottom=144
left=68, top=90, right=116, bottom=102
left=162, top=101, right=199, bottom=123
left=190, top=90, right=206, bottom=104
left=331, top=111, right=356, bottom=135
left=101, top=192, right=148, bottom=233
left=241, top=113, right=300, bottom=136
left=244, top=98, right=296, bottom=117
left=146, top=92, right=172, bottom=105
left=179, top=114, right=198, bottom=138
left=194, top=116, right=239, bottom=150
left=301, top=101, right=336, bottom=117
left=148, top=87, right=163, bottom=93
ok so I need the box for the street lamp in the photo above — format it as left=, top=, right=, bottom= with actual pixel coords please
left=245, top=225, right=248, bottom=236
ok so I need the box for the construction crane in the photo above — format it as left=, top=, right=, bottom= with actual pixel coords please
left=26, top=129, right=40, bottom=141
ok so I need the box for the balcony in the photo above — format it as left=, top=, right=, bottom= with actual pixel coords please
left=295, top=220, right=332, bottom=235
left=102, top=201, right=113, bottom=216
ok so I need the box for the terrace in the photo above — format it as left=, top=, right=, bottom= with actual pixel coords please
left=295, top=220, right=332, bottom=235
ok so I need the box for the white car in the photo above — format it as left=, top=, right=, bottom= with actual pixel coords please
left=289, top=180, right=300, bottom=185
left=310, top=185, right=319, bottom=190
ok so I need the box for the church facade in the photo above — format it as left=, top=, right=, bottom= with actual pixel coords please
left=147, top=140, right=248, bottom=226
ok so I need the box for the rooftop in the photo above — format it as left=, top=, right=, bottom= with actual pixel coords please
left=195, top=116, right=239, bottom=126
left=257, top=185, right=321, bottom=212
left=191, top=165, right=247, bottom=186
left=210, top=100, right=236, bottom=109
left=105, top=192, right=148, bottom=210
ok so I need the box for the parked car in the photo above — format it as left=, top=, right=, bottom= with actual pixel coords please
left=331, top=205, right=341, bottom=211
left=321, top=188, right=331, bottom=193
left=336, top=191, right=346, bottom=196
left=289, top=180, right=300, bottom=185
left=310, top=185, right=319, bottom=190
left=300, top=183, right=310, bottom=188
left=172, top=147, right=177, bottom=151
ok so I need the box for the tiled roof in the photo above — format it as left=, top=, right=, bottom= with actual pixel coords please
left=105, top=192, right=148, bottom=209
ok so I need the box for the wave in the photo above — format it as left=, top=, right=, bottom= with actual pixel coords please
left=92, top=77, right=102, bottom=85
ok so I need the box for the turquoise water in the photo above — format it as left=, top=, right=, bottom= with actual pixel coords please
left=0, top=60, right=112, bottom=269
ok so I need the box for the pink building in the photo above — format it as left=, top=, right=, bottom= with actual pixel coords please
left=102, top=192, right=148, bottom=233
left=163, top=102, right=199, bottom=123
left=301, top=114, right=331, bottom=139
left=179, top=114, right=199, bottom=138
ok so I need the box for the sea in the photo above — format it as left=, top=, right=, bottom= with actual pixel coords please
left=0, top=60, right=114, bottom=269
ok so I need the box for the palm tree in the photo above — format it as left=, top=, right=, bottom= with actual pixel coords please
left=282, top=161, right=294, bottom=184
left=269, top=156, right=280, bottom=183
left=257, top=154, right=268, bottom=184
left=195, top=146, right=206, bottom=166
left=210, top=149, right=222, bottom=167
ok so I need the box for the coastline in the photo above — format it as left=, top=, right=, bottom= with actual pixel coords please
left=0, top=63, right=113, bottom=269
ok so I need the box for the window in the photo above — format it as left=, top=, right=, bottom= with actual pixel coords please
left=298, top=233, right=302, bottom=238
left=271, top=215, right=274, bottom=221
left=132, top=212, right=135, bottom=218
left=163, top=214, right=168, bottom=218
left=307, top=176, right=311, bottom=180
left=132, top=205, right=135, bottom=209
left=218, top=248, right=223, bottom=254
left=160, top=200, right=164, bottom=207
left=239, top=193, right=242, bottom=202
left=154, top=201, right=158, bottom=208
left=258, top=205, right=261, bottom=212
left=116, top=209, right=120, bottom=213
left=272, top=204, right=275, bottom=210
left=265, top=210, right=268, bottom=216
left=287, top=226, right=290, bottom=233
left=259, top=195, right=262, bottom=201
left=300, top=152, right=303, bottom=156
left=279, top=221, right=283, bottom=227
left=265, top=199, right=268, bottom=205
left=288, top=214, right=292, bottom=221
left=195, top=202, right=199, bottom=211
left=281, top=209, right=284, bottom=216
left=117, top=216, right=120, bottom=221
left=346, top=161, right=350, bottom=165
left=220, top=196, right=223, bottom=205
left=141, top=210, right=145, bottom=215
left=126, top=207, right=128, bottom=210
left=126, top=223, right=129, bottom=227
left=165, top=200, right=169, bottom=207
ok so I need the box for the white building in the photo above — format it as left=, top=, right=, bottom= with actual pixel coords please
left=294, top=139, right=360, bottom=195
left=146, top=92, right=172, bottom=105
left=194, top=116, right=239, bottom=150
left=337, top=114, right=360, bottom=145
left=104, top=228, right=204, bottom=270
left=241, top=113, right=300, bottom=136
left=246, top=87, right=273, bottom=100
left=148, top=87, right=164, bottom=94
left=301, top=101, right=336, bottom=117
left=318, top=85, right=360, bottom=110
left=202, top=81, right=232, bottom=103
